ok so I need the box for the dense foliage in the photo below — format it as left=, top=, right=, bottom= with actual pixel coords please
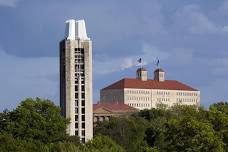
left=95, top=103, right=228, bottom=152
left=95, top=116, right=149, bottom=152
left=0, top=98, right=123, bottom=152
left=1, top=98, right=228, bottom=151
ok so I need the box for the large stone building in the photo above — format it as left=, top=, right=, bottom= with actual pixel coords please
left=101, top=68, right=200, bottom=110
left=60, top=19, right=93, bottom=142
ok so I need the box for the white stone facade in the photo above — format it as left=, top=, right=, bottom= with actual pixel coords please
left=101, top=88, right=200, bottom=110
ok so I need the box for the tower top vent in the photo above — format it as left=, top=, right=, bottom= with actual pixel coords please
left=65, top=19, right=90, bottom=40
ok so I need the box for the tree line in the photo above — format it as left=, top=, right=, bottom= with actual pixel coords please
left=0, top=98, right=228, bottom=152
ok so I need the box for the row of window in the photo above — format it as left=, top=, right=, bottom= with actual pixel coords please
left=75, top=49, right=84, bottom=54
left=75, top=64, right=84, bottom=69
left=176, top=92, right=198, bottom=96
left=126, top=96, right=198, bottom=103
left=156, top=91, right=170, bottom=96
left=75, top=122, right=85, bottom=129
left=126, top=96, right=150, bottom=101
left=125, top=90, right=150, bottom=95
left=75, top=115, right=85, bottom=121
left=75, top=130, right=85, bottom=136
left=125, top=90, right=198, bottom=97
left=177, top=98, right=198, bottom=103
left=75, top=80, right=85, bottom=84
left=75, top=93, right=85, bottom=98
left=128, top=103, right=150, bottom=108
left=75, top=100, right=85, bottom=106
left=157, top=98, right=170, bottom=102
left=75, top=85, right=85, bottom=91
left=75, top=108, right=85, bottom=114
left=94, top=116, right=110, bottom=122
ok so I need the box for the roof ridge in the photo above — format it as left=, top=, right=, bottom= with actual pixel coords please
left=101, top=78, right=198, bottom=91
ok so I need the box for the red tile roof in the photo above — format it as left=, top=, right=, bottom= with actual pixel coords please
left=102, top=78, right=198, bottom=91
left=93, top=103, right=138, bottom=113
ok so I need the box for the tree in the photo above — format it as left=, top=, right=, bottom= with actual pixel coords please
left=94, top=116, right=149, bottom=152
left=209, top=102, right=228, bottom=151
left=0, top=98, right=68, bottom=143
left=0, top=132, right=47, bottom=152
left=162, top=117, right=224, bottom=151
left=210, top=102, right=228, bottom=115
left=85, top=136, right=125, bottom=152
left=138, top=108, right=173, bottom=122
left=0, top=98, right=127, bottom=152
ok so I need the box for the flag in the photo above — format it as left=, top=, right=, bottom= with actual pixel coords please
left=138, top=58, right=142, bottom=63
left=156, top=59, right=159, bottom=67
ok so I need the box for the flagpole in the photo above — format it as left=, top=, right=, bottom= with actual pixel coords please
left=156, top=58, right=160, bottom=68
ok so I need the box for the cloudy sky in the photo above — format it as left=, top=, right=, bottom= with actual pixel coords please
left=0, top=0, right=228, bottom=110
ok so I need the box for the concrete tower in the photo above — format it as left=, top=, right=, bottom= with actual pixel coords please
left=60, top=19, right=93, bottom=142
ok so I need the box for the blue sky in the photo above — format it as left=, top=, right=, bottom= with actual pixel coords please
left=0, top=0, right=228, bottom=110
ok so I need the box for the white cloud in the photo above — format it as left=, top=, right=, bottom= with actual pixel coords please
left=0, top=48, right=58, bottom=111
left=94, top=43, right=169, bottom=75
left=0, top=0, right=20, bottom=7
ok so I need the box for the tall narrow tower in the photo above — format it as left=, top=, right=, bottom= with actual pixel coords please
left=60, top=19, right=93, bottom=142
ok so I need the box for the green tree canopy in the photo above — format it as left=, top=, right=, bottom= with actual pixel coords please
left=0, top=98, right=68, bottom=143
left=94, top=116, right=149, bottom=152
left=85, top=136, right=125, bottom=152
left=1, top=99, right=228, bottom=152
left=162, top=117, right=224, bottom=151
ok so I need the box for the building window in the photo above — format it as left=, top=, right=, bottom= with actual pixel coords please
left=82, top=85, right=85, bottom=91
left=75, top=115, right=78, bottom=121
left=82, top=115, right=85, bottom=121
left=82, top=123, right=85, bottom=128
left=82, top=100, right=85, bottom=106
left=75, top=108, right=78, bottom=113
left=82, top=108, right=85, bottom=114
left=82, top=130, right=85, bottom=136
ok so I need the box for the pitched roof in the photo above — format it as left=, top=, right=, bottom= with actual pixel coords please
left=93, top=103, right=138, bottom=113
left=101, top=78, right=198, bottom=91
